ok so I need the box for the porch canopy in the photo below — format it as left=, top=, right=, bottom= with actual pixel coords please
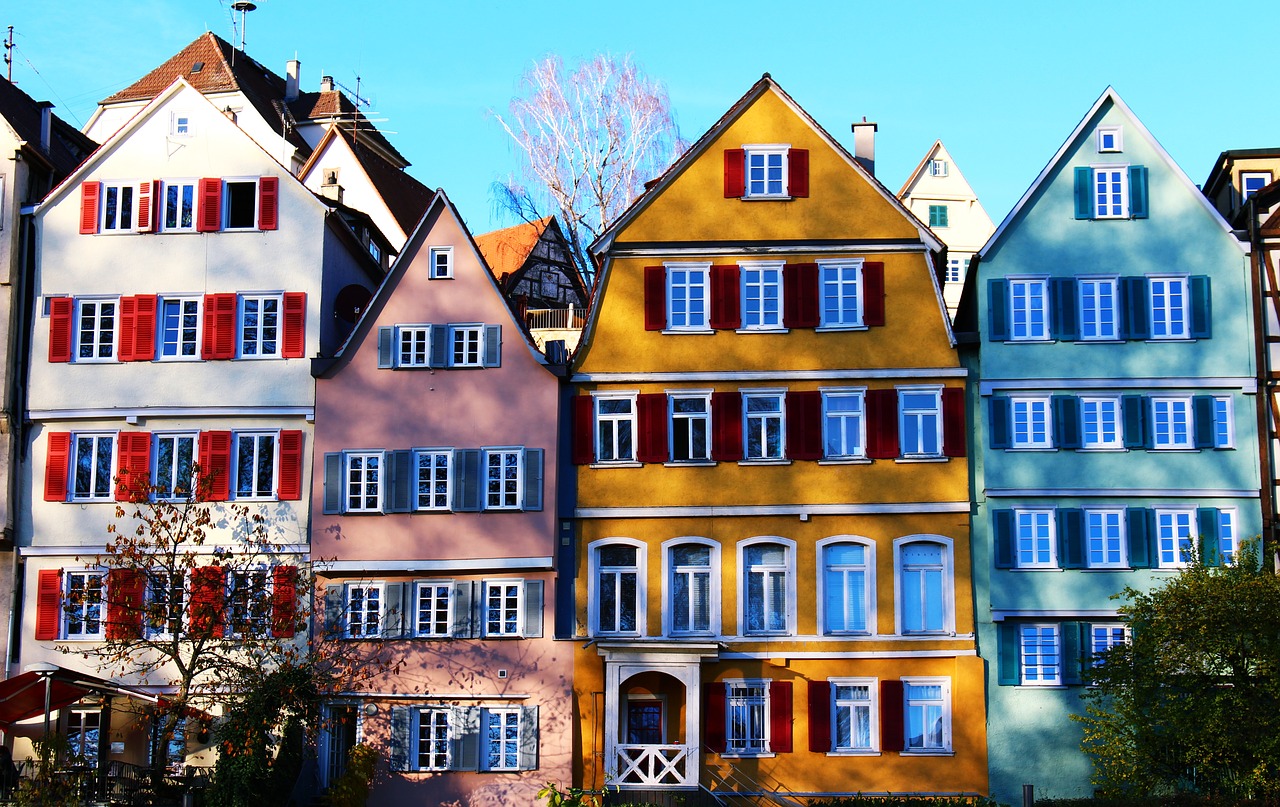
left=0, top=664, right=163, bottom=729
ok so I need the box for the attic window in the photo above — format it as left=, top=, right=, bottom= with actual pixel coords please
left=1096, top=126, right=1123, bottom=153
left=191, top=62, right=205, bottom=74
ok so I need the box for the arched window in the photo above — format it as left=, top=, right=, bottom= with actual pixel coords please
left=896, top=539, right=952, bottom=635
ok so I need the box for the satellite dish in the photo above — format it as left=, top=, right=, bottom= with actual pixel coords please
left=334, top=285, right=372, bottom=324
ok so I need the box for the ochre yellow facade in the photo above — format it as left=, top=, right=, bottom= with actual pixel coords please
left=572, top=78, right=986, bottom=798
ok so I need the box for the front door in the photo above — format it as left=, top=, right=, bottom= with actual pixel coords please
left=326, top=706, right=359, bottom=785
left=625, top=700, right=663, bottom=745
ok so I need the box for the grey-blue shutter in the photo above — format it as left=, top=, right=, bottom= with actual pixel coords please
left=386, top=450, right=414, bottom=513
left=1127, top=508, right=1153, bottom=568
left=377, top=327, right=394, bottom=368
left=1052, top=395, right=1081, bottom=449
left=430, top=324, right=449, bottom=368
left=454, top=707, right=480, bottom=771
left=523, top=580, right=544, bottom=638
left=1193, top=396, right=1216, bottom=449
left=383, top=582, right=406, bottom=637
left=324, top=584, right=344, bottom=639
left=1120, top=277, right=1149, bottom=340
left=989, top=397, right=1012, bottom=449
left=993, top=510, right=1015, bottom=569
left=1062, top=623, right=1084, bottom=685
left=1050, top=278, right=1078, bottom=341
left=483, top=325, right=501, bottom=368
left=518, top=705, right=539, bottom=770
left=389, top=707, right=410, bottom=771
left=1189, top=276, right=1211, bottom=338
left=522, top=449, right=544, bottom=511
left=1122, top=395, right=1148, bottom=449
left=1059, top=508, right=1085, bottom=568
left=1074, top=167, right=1094, bottom=219
left=997, top=622, right=1020, bottom=685
left=1128, top=166, right=1148, bottom=219
left=453, top=581, right=477, bottom=638
left=452, top=449, right=482, bottom=512
left=323, top=453, right=343, bottom=514
left=1198, top=508, right=1222, bottom=567
left=988, top=279, right=1010, bottom=341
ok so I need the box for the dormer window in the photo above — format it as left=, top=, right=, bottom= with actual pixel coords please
left=1096, top=126, right=1123, bottom=153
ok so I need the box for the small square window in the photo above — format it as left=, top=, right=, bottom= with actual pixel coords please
left=1242, top=172, right=1272, bottom=201
left=172, top=114, right=192, bottom=136
left=429, top=247, right=453, bottom=279
left=743, top=145, right=789, bottom=198
left=1096, top=126, right=1123, bottom=153
left=928, top=205, right=949, bottom=228
left=929, top=159, right=948, bottom=177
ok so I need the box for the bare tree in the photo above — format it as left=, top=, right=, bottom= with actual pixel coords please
left=494, top=54, right=686, bottom=286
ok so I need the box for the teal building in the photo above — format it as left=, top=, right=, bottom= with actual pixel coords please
left=955, top=88, right=1259, bottom=803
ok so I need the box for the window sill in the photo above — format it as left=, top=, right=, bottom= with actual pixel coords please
left=1076, top=339, right=1124, bottom=345
left=69, top=499, right=113, bottom=504
left=1010, top=567, right=1064, bottom=572
left=901, top=749, right=954, bottom=757
left=719, top=752, right=776, bottom=758
left=734, top=328, right=790, bottom=335
left=661, top=328, right=714, bottom=335
left=663, top=461, right=716, bottom=467
left=894, top=456, right=947, bottom=464
left=815, top=325, right=868, bottom=333
left=1149, top=447, right=1199, bottom=453
left=1016, top=684, right=1068, bottom=690
left=60, top=636, right=105, bottom=642
left=738, top=195, right=793, bottom=202
left=1077, top=447, right=1126, bottom=452
left=1143, top=338, right=1196, bottom=343
left=1003, top=339, right=1055, bottom=345
left=1005, top=447, right=1057, bottom=452
left=589, top=461, right=643, bottom=469
left=737, top=459, right=792, bottom=466
left=827, top=750, right=882, bottom=757
left=1081, top=566, right=1132, bottom=572
left=817, top=458, right=872, bottom=465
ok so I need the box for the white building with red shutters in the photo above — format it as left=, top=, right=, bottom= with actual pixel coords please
left=17, top=75, right=380, bottom=768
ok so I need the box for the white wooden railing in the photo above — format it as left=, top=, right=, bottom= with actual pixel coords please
left=614, top=743, right=695, bottom=788
left=525, top=305, right=585, bottom=331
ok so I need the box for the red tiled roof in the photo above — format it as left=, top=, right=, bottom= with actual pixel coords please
left=474, top=217, right=555, bottom=282
left=0, top=76, right=96, bottom=186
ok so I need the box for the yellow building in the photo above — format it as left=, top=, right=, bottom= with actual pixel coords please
left=570, top=76, right=987, bottom=800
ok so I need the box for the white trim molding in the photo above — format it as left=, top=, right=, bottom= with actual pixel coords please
left=575, top=502, right=970, bottom=519
left=574, top=368, right=967, bottom=384
left=29, top=406, right=317, bottom=421
left=979, top=378, right=1256, bottom=395
left=984, top=488, right=1259, bottom=499
left=316, top=557, right=554, bottom=573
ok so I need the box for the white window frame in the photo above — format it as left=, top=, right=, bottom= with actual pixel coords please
left=153, top=432, right=197, bottom=501
left=64, top=570, right=106, bottom=639
left=1155, top=507, right=1197, bottom=569
left=147, top=570, right=186, bottom=639
left=1015, top=509, right=1057, bottom=569
left=822, top=388, right=866, bottom=460
left=1009, top=396, right=1052, bottom=450
left=739, top=538, right=795, bottom=636
left=238, top=294, right=282, bottom=359
left=344, top=582, right=384, bottom=639
left=1212, top=396, right=1234, bottom=449
left=742, top=390, right=786, bottom=461
left=227, top=567, right=271, bottom=638
left=162, top=179, right=197, bottom=232
left=414, top=580, right=453, bottom=638
left=901, top=677, right=952, bottom=754
left=67, top=709, right=102, bottom=764
left=1078, top=276, right=1119, bottom=341
left=396, top=326, right=432, bottom=368
left=742, top=144, right=789, bottom=199
left=100, top=181, right=136, bottom=232
left=929, top=159, right=948, bottom=177
left=1241, top=171, right=1271, bottom=200
left=739, top=260, right=784, bottom=331
left=1092, top=165, right=1129, bottom=219
left=75, top=298, right=119, bottom=362
left=1019, top=624, right=1062, bottom=686
left=663, top=537, right=718, bottom=637
left=415, top=707, right=453, bottom=770
left=817, top=537, right=875, bottom=636
left=1148, top=276, right=1190, bottom=340
left=894, top=537, right=954, bottom=636
left=414, top=449, right=452, bottom=511
left=72, top=433, right=116, bottom=502
left=594, top=393, right=638, bottom=464
left=1080, top=396, right=1123, bottom=450
left=898, top=386, right=943, bottom=458
left=1008, top=277, right=1049, bottom=341
left=723, top=679, right=772, bottom=756
left=669, top=392, right=712, bottom=463
left=1151, top=396, right=1193, bottom=449
left=1084, top=508, right=1127, bottom=569
left=829, top=677, right=878, bottom=754
left=1090, top=623, right=1129, bottom=667
left=428, top=246, right=454, bottom=279
left=233, top=431, right=278, bottom=500
left=665, top=263, right=710, bottom=332
left=482, top=579, right=524, bottom=638
left=449, top=324, right=484, bottom=367
left=1096, top=126, right=1123, bottom=153
left=1213, top=508, right=1237, bottom=565
left=482, top=707, right=522, bottom=771
left=590, top=539, right=644, bottom=637
left=344, top=451, right=384, bottom=513
left=818, top=260, right=864, bottom=329
left=222, top=176, right=260, bottom=231
left=170, top=112, right=193, bottom=137
left=158, top=297, right=201, bottom=360
left=946, top=258, right=963, bottom=284
left=482, top=447, right=523, bottom=510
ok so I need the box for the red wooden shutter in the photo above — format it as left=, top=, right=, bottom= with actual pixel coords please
left=35, top=569, right=62, bottom=640
left=44, top=432, right=71, bottom=502
left=807, top=680, right=831, bottom=752
left=48, top=297, right=74, bottom=363
left=783, top=263, right=819, bottom=329
left=942, top=387, right=967, bottom=458
left=201, top=294, right=238, bottom=360
left=136, top=181, right=154, bottom=233
left=282, top=292, right=306, bottom=358
left=723, top=149, right=745, bottom=198
left=197, top=178, right=222, bottom=232
left=571, top=395, right=596, bottom=465
left=114, top=432, right=152, bottom=502
left=770, top=680, right=793, bottom=753
left=132, top=294, right=157, bottom=361
left=258, top=176, right=279, bottom=230
left=709, top=264, right=741, bottom=330
left=785, top=390, right=823, bottom=461
left=105, top=569, right=145, bottom=639
left=710, top=391, right=743, bottom=462
left=636, top=393, right=669, bottom=463
left=880, top=679, right=905, bottom=751
left=80, top=182, right=101, bottom=234
left=787, top=149, right=809, bottom=197
left=705, top=682, right=727, bottom=753
left=643, top=266, right=666, bottom=331
left=118, top=296, right=137, bottom=361
left=190, top=566, right=227, bottom=638
left=277, top=430, right=304, bottom=500
left=865, top=389, right=900, bottom=459
left=198, top=430, right=233, bottom=501
left=863, top=262, right=886, bottom=327
left=271, top=566, right=298, bottom=638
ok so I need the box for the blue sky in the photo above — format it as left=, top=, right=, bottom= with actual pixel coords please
left=7, top=0, right=1278, bottom=236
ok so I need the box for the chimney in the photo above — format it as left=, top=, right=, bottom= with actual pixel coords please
left=319, top=184, right=343, bottom=204
left=851, top=117, right=878, bottom=176
left=285, top=59, right=301, bottom=101
left=320, top=75, right=334, bottom=93
left=38, top=101, right=53, bottom=154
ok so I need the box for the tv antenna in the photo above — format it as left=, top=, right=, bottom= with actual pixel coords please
left=229, top=1, right=256, bottom=62
left=333, top=75, right=372, bottom=146
left=4, top=27, right=13, bottom=83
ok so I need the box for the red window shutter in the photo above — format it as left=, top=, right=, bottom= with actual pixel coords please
left=132, top=294, right=157, bottom=361
left=118, top=296, right=137, bottom=361
left=136, top=181, right=154, bottom=233
left=105, top=568, right=145, bottom=639
left=198, top=430, right=232, bottom=501
left=197, top=178, right=222, bottom=232
left=807, top=680, right=832, bottom=752
left=258, top=176, right=279, bottom=230
left=942, top=387, right=967, bottom=458
left=880, top=679, right=905, bottom=751
left=643, top=266, right=666, bottom=331
left=709, top=264, right=741, bottom=330
left=636, top=393, right=669, bottom=463
left=785, top=390, right=822, bottom=461
left=282, top=292, right=306, bottom=358
left=35, top=569, right=62, bottom=640
left=572, top=395, right=596, bottom=465
left=863, top=262, right=886, bottom=327
left=783, top=263, right=819, bottom=328
left=277, top=429, right=304, bottom=500
left=190, top=566, right=227, bottom=638
left=48, top=297, right=74, bottom=363
left=44, top=432, right=71, bottom=502
left=201, top=294, right=238, bottom=360
left=705, top=682, right=727, bottom=753
left=80, top=182, right=101, bottom=234
left=770, top=680, right=793, bottom=753
left=710, top=391, right=743, bottom=462
left=723, top=149, right=745, bottom=198
left=865, top=389, right=900, bottom=459
left=114, top=431, right=152, bottom=502
left=788, top=149, right=809, bottom=198
left=271, top=565, right=298, bottom=638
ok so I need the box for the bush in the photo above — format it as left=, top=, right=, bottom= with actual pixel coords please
left=327, top=744, right=377, bottom=807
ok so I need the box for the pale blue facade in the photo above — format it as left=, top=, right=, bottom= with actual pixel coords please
left=959, top=90, right=1259, bottom=804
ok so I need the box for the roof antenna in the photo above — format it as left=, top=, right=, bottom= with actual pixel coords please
left=4, top=27, right=13, bottom=83
left=231, top=1, right=256, bottom=61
